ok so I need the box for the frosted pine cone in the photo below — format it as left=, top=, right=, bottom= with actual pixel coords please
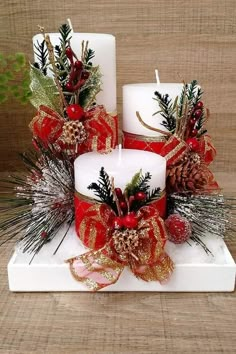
left=61, top=121, right=87, bottom=145
left=167, top=152, right=209, bottom=192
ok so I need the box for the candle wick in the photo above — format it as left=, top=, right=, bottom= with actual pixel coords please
left=118, top=144, right=122, bottom=163
left=67, top=18, right=74, bottom=33
left=155, top=69, right=160, bottom=85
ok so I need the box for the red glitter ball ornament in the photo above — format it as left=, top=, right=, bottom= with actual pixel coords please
left=165, top=214, right=192, bottom=244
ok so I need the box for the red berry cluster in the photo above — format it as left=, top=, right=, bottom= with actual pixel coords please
left=186, top=101, right=204, bottom=152
left=112, top=188, right=147, bottom=230
left=188, top=101, right=204, bottom=137
left=64, top=47, right=90, bottom=93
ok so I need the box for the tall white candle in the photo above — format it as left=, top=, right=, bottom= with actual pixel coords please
left=33, top=33, right=116, bottom=112
left=123, top=83, right=183, bottom=137
left=74, top=148, right=166, bottom=199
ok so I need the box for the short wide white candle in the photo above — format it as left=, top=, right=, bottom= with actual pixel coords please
left=123, top=83, right=183, bottom=137
left=74, top=148, right=166, bottom=199
left=33, top=33, right=116, bottom=112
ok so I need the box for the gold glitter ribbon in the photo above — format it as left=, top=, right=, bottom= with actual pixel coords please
left=67, top=202, right=174, bottom=291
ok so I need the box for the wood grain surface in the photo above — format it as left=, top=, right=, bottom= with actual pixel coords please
left=0, top=0, right=236, bottom=171
left=0, top=1, right=236, bottom=353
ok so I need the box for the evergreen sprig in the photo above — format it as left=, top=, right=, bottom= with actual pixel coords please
left=153, top=91, right=177, bottom=132
left=178, top=83, right=187, bottom=118
left=125, top=171, right=152, bottom=196
left=88, top=167, right=116, bottom=211
left=146, top=187, right=161, bottom=204
left=54, top=24, right=72, bottom=90
left=59, top=24, right=72, bottom=47
left=84, top=48, right=95, bottom=65
left=33, top=40, right=48, bottom=75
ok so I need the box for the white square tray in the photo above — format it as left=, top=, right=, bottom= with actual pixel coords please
left=8, top=224, right=236, bottom=292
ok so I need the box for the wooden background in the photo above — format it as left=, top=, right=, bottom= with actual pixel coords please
left=0, top=1, right=236, bottom=353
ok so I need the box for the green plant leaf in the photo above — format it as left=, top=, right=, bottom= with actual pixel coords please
left=5, top=71, right=14, bottom=80
left=15, top=52, right=26, bottom=67
left=29, top=65, right=62, bottom=114
left=0, top=74, right=8, bottom=84
left=0, top=85, right=6, bottom=92
left=0, top=93, right=7, bottom=103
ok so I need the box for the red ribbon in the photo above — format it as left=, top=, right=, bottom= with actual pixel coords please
left=68, top=196, right=174, bottom=291
left=123, top=131, right=166, bottom=154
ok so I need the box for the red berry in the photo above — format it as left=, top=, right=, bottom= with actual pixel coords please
left=186, top=137, right=200, bottom=152
left=113, top=217, right=123, bottom=229
left=134, top=191, right=146, bottom=201
left=119, top=200, right=128, bottom=212
left=193, top=109, right=202, bottom=120
left=129, top=195, right=135, bottom=207
left=81, top=71, right=90, bottom=80
left=191, top=129, right=198, bottom=137
left=74, top=60, right=83, bottom=70
left=66, top=104, right=84, bottom=120
left=41, top=231, right=47, bottom=238
left=122, top=213, right=138, bottom=229
left=189, top=118, right=197, bottom=126
left=115, top=188, right=123, bottom=199
left=65, top=47, right=73, bottom=62
left=195, top=101, right=203, bottom=109
left=165, top=214, right=192, bottom=244
left=65, top=82, right=74, bottom=92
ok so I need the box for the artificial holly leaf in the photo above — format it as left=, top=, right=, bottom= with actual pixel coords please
left=29, top=65, right=62, bottom=115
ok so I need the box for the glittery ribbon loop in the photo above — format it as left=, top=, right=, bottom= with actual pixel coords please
left=160, top=135, right=189, bottom=166
left=199, top=134, right=216, bottom=165
left=68, top=194, right=173, bottom=291
left=29, top=105, right=64, bottom=144
left=29, top=105, right=118, bottom=154
left=77, top=105, right=118, bottom=154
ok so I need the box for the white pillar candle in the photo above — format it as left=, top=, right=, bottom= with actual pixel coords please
left=33, top=33, right=116, bottom=112
left=123, top=83, right=183, bottom=137
left=74, top=148, right=166, bottom=199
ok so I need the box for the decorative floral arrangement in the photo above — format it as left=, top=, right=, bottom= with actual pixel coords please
left=0, top=23, right=235, bottom=291
left=0, top=23, right=118, bottom=256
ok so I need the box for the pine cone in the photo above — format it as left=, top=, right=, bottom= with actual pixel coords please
left=112, top=229, right=139, bottom=260
left=167, top=152, right=210, bottom=192
left=61, top=121, right=87, bottom=145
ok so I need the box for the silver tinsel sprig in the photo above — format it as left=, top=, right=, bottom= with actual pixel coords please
left=0, top=143, right=74, bottom=257
left=168, top=192, right=236, bottom=253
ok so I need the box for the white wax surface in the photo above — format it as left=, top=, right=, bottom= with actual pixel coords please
left=74, top=148, right=166, bottom=198
left=33, top=33, right=116, bottom=112
left=122, top=83, right=183, bottom=136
